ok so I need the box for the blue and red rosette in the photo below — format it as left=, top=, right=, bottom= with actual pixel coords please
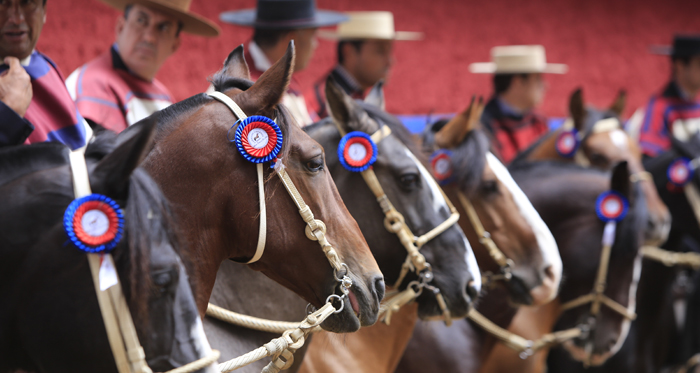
left=233, top=115, right=283, bottom=167
left=338, top=131, right=378, bottom=172
left=64, top=194, right=124, bottom=254
left=595, top=191, right=629, bottom=223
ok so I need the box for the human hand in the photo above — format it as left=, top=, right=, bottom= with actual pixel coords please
left=0, top=57, right=32, bottom=117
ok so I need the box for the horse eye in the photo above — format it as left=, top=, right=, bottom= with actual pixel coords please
left=152, top=269, right=177, bottom=289
left=480, top=180, right=499, bottom=195
left=400, top=173, right=420, bottom=190
left=305, top=157, right=324, bottom=172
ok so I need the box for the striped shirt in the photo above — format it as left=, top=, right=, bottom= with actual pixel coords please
left=635, top=82, right=700, bottom=157
left=0, top=51, right=87, bottom=149
left=66, top=45, right=173, bottom=133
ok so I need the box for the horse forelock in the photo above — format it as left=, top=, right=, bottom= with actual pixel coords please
left=117, top=167, right=186, bottom=326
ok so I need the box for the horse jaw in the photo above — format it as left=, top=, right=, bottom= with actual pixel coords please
left=486, top=153, right=562, bottom=304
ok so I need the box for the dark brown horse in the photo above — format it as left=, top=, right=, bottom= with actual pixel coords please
left=0, top=124, right=215, bottom=372
left=546, top=134, right=700, bottom=372
left=395, top=100, right=563, bottom=373
left=520, top=88, right=670, bottom=246
left=483, top=161, right=648, bottom=372
left=138, top=43, right=383, bottom=334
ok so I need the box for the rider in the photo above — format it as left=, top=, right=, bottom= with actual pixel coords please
left=470, top=45, right=567, bottom=164
left=304, top=11, right=422, bottom=120
left=66, top=0, right=219, bottom=133
left=219, top=0, right=347, bottom=127
left=0, top=0, right=89, bottom=149
left=627, top=35, right=700, bottom=158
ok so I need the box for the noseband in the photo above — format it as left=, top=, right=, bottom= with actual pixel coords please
left=208, top=91, right=352, bottom=313
left=332, top=122, right=461, bottom=326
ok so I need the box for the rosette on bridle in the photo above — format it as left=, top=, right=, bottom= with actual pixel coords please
left=555, top=129, right=580, bottom=158
left=429, top=149, right=454, bottom=185
left=338, top=131, right=378, bottom=172
left=667, top=157, right=694, bottom=187
left=595, top=190, right=629, bottom=223
left=63, top=194, right=124, bottom=254
left=231, top=115, right=283, bottom=167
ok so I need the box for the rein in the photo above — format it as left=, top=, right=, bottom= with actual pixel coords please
left=204, top=91, right=352, bottom=372
left=67, top=150, right=220, bottom=373
left=332, top=123, right=461, bottom=326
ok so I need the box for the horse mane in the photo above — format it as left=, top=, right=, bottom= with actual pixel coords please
left=116, top=167, right=188, bottom=323
left=0, top=142, right=69, bottom=186
left=357, top=101, right=426, bottom=162
left=0, top=128, right=125, bottom=186
left=423, top=119, right=489, bottom=195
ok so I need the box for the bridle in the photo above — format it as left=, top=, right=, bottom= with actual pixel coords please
left=67, top=144, right=219, bottom=373
left=456, top=192, right=514, bottom=285
left=331, top=122, right=461, bottom=326
left=208, top=91, right=352, bottom=314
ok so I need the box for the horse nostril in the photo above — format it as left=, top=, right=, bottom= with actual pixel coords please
left=373, top=276, right=386, bottom=303
left=543, top=265, right=556, bottom=281
left=466, top=281, right=479, bottom=301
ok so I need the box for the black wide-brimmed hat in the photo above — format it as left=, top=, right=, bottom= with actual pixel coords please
left=651, top=35, right=700, bottom=57
left=220, top=0, right=348, bottom=30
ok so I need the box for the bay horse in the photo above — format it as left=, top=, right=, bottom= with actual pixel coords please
left=546, top=134, right=700, bottom=372
left=203, top=79, right=482, bottom=373
left=0, top=123, right=215, bottom=372
left=297, top=79, right=483, bottom=373
left=395, top=99, right=563, bottom=373
left=138, top=43, right=383, bottom=334
left=519, top=88, right=670, bottom=246
left=482, top=161, right=648, bottom=372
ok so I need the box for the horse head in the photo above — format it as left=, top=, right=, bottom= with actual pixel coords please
left=426, top=97, right=562, bottom=306
left=305, top=78, right=480, bottom=321
left=524, top=88, right=670, bottom=246
left=513, top=161, right=646, bottom=366
left=644, top=132, right=700, bottom=242
left=0, top=123, right=215, bottom=372
left=141, top=43, right=382, bottom=333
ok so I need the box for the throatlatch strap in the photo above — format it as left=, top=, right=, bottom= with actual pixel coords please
left=208, top=91, right=267, bottom=264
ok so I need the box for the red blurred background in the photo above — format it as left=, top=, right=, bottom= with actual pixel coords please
left=43, top=0, right=699, bottom=119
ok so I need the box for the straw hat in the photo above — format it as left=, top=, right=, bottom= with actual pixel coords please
left=99, top=0, right=220, bottom=37
left=318, top=11, right=423, bottom=41
left=220, top=0, right=348, bottom=30
left=469, top=45, right=567, bottom=74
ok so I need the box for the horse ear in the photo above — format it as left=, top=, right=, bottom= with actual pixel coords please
left=238, top=41, right=295, bottom=114
left=610, top=161, right=633, bottom=204
left=219, top=44, right=251, bottom=81
left=90, top=119, right=157, bottom=199
left=609, top=89, right=626, bottom=117
left=569, top=88, right=586, bottom=131
left=434, top=96, right=477, bottom=148
left=325, top=77, right=355, bottom=133
left=364, top=80, right=385, bottom=111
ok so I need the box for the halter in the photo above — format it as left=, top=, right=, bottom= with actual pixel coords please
left=456, top=192, right=514, bottom=285
left=331, top=122, right=461, bottom=326
left=67, top=150, right=219, bottom=373
left=208, top=91, right=352, bottom=313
